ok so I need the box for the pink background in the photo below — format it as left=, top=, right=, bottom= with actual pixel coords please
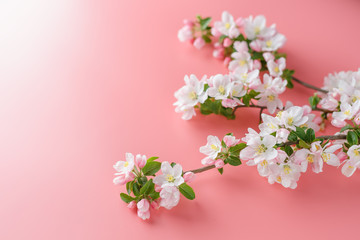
left=1, top=0, right=360, bottom=239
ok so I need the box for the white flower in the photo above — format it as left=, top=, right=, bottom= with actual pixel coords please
left=200, top=135, right=222, bottom=160
left=347, top=145, right=360, bottom=161
left=261, top=33, right=286, bottom=51
left=240, top=134, right=278, bottom=164
left=244, top=15, right=267, bottom=40
left=232, top=68, right=260, bottom=87
left=278, top=106, right=308, bottom=130
left=159, top=186, right=180, bottom=210
left=174, top=105, right=196, bottom=120
left=259, top=113, right=280, bottom=135
left=113, top=153, right=135, bottom=174
left=174, top=74, right=208, bottom=108
left=331, top=100, right=360, bottom=127
left=207, top=74, right=232, bottom=100
left=233, top=41, right=249, bottom=53
left=342, top=159, right=360, bottom=177
left=256, top=74, right=287, bottom=94
left=257, top=92, right=283, bottom=114
left=137, top=199, right=150, bottom=220
left=228, top=51, right=252, bottom=72
left=153, top=162, right=184, bottom=188
left=267, top=57, right=286, bottom=77
left=178, top=25, right=193, bottom=42
left=214, top=11, right=239, bottom=38
left=230, top=82, right=246, bottom=98
left=268, top=162, right=301, bottom=189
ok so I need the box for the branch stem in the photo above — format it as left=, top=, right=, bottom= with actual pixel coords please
left=292, top=76, right=328, bottom=93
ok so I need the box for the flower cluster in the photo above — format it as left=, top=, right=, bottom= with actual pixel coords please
left=113, top=153, right=195, bottom=220
left=175, top=11, right=295, bottom=120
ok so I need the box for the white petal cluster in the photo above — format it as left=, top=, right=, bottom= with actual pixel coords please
left=240, top=105, right=322, bottom=189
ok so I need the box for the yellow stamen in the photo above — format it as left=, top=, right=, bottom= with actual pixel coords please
left=210, top=144, right=219, bottom=151
left=274, top=66, right=279, bottom=73
left=225, top=22, right=231, bottom=29
left=166, top=174, right=175, bottom=183
left=218, top=86, right=225, bottom=95
left=283, top=165, right=291, bottom=174
left=344, top=110, right=351, bottom=116
left=239, top=60, right=247, bottom=66
left=354, top=149, right=360, bottom=156
left=287, top=117, right=294, bottom=126
left=276, top=176, right=282, bottom=182
left=241, top=73, right=248, bottom=79
left=322, top=153, right=330, bottom=162
left=260, top=160, right=268, bottom=167
left=267, top=95, right=275, bottom=101
left=255, top=27, right=261, bottom=35
left=276, top=111, right=283, bottom=118
left=266, top=40, right=272, bottom=47
left=256, top=144, right=267, bottom=154
left=307, top=154, right=314, bottom=163
left=188, top=91, right=197, bottom=100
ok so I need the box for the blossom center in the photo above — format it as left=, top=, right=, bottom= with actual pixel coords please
left=266, top=40, right=272, bottom=47
left=166, top=174, right=175, bottom=183
left=210, top=144, right=220, bottom=151
left=124, top=162, right=129, bottom=167
left=322, top=153, right=330, bottom=162
left=239, top=60, right=247, bottom=66
left=276, top=176, right=282, bottom=182
left=254, top=27, right=261, bottom=35
left=283, top=165, right=292, bottom=174
left=287, top=117, right=294, bottom=126
left=274, top=66, right=279, bottom=73
left=307, top=154, right=314, bottom=163
left=256, top=144, right=267, bottom=154
left=267, top=95, right=275, bottom=101
left=354, top=149, right=360, bottom=156
left=218, top=86, right=226, bottom=95
left=260, top=160, right=268, bottom=166
left=189, top=91, right=197, bottom=100
left=225, top=22, right=231, bottom=29
left=344, top=110, right=351, bottom=116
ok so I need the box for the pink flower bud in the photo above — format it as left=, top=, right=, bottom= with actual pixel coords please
left=223, top=57, right=231, bottom=66
left=183, top=19, right=194, bottom=27
left=151, top=201, right=159, bottom=209
left=250, top=39, right=262, bottom=52
left=302, top=105, right=312, bottom=115
left=183, top=172, right=196, bottom=183
left=223, top=135, right=240, bottom=147
left=213, top=49, right=224, bottom=59
left=193, top=37, right=205, bottom=49
left=263, top=52, right=275, bottom=62
left=235, top=17, right=244, bottom=27
left=337, top=151, right=348, bottom=162
left=127, top=201, right=136, bottom=209
left=215, top=159, right=225, bottom=169
left=211, top=27, right=222, bottom=37
left=155, top=185, right=162, bottom=192
left=223, top=38, right=232, bottom=47
left=252, top=60, right=261, bottom=70
left=135, top=154, right=146, bottom=168
left=201, top=156, right=216, bottom=166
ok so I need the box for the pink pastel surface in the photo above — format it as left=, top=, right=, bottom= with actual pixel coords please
left=1, top=0, right=360, bottom=239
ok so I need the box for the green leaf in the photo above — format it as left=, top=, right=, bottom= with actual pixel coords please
left=132, top=182, right=141, bottom=196
left=226, top=156, right=241, bottom=166
left=170, top=162, right=176, bottom=167
left=295, top=127, right=307, bottom=141
left=120, top=193, right=135, bottom=203
left=242, top=94, right=251, bottom=106
left=340, top=125, right=353, bottom=133
left=219, top=35, right=227, bottom=43
left=147, top=156, right=159, bottom=162
left=126, top=181, right=133, bottom=195
left=309, top=95, right=320, bottom=110
left=218, top=168, right=223, bottom=175
left=284, top=145, right=294, bottom=156
left=347, top=131, right=358, bottom=146
left=200, top=17, right=211, bottom=30
left=306, top=128, right=315, bottom=143
left=202, top=35, right=211, bottom=43
left=220, top=106, right=236, bottom=119
left=229, top=143, right=247, bottom=153
left=142, top=161, right=161, bottom=176
left=287, top=131, right=298, bottom=142
left=179, top=183, right=195, bottom=200
left=140, top=179, right=154, bottom=195
left=138, top=176, right=148, bottom=185
left=221, top=140, right=227, bottom=149
left=149, top=191, right=160, bottom=200
left=299, top=140, right=310, bottom=149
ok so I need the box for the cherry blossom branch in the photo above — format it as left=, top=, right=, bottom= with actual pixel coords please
left=185, top=165, right=216, bottom=174
left=292, top=76, right=328, bottom=93
left=232, top=104, right=266, bottom=114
